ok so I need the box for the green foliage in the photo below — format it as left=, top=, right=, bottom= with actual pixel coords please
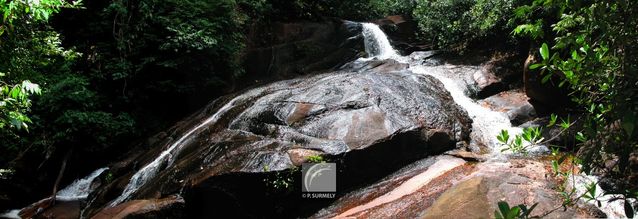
left=0, top=1, right=80, bottom=142
left=0, top=79, right=40, bottom=130
left=0, top=0, right=80, bottom=36
left=306, top=155, right=324, bottom=163
left=0, top=0, right=137, bottom=167
left=100, top=0, right=253, bottom=81
left=0, top=0, right=424, bottom=172
left=413, top=0, right=521, bottom=50
left=105, top=171, right=114, bottom=184
left=497, top=127, right=543, bottom=155
left=512, top=1, right=638, bottom=211
left=494, top=201, right=537, bottom=219
left=369, top=0, right=414, bottom=16
left=263, top=165, right=298, bottom=192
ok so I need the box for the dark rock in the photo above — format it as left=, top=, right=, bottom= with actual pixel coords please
left=36, top=200, right=81, bottom=219
left=523, top=53, right=572, bottom=111
left=519, top=115, right=583, bottom=147
left=508, top=104, right=536, bottom=126
left=85, top=60, right=472, bottom=217
left=374, top=16, right=429, bottom=54
left=16, top=197, right=53, bottom=219
left=0, top=178, right=34, bottom=211
left=92, top=195, right=184, bottom=219
left=242, top=19, right=364, bottom=84
left=9, top=197, right=80, bottom=219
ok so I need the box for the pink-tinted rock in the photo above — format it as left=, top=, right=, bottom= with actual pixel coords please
left=421, top=159, right=575, bottom=219
left=92, top=195, right=184, bottom=219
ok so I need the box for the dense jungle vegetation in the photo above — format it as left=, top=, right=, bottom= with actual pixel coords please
left=1, top=0, right=636, bottom=215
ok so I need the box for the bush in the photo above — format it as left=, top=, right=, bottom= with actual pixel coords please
left=510, top=0, right=638, bottom=215
left=369, top=0, right=415, bottom=17
left=413, top=0, right=520, bottom=50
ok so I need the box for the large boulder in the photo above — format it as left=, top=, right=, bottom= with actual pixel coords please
left=84, top=60, right=472, bottom=218
left=374, top=15, right=428, bottom=54
left=242, top=19, right=364, bottom=84
left=479, top=90, right=537, bottom=126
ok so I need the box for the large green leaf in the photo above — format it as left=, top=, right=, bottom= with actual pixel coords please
left=497, top=201, right=511, bottom=217
left=540, top=43, right=550, bottom=60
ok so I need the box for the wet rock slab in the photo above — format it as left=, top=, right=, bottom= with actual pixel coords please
left=421, top=159, right=576, bottom=219
left=314, top=158, right=583, bottom=219
left=92, top=195, right=184, bottom=219
left=313, top=156, right=476, bottom=218
left=85, top=60, right=472, bottom=217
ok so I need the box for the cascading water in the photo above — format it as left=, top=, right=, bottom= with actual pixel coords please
left=0, top=210, right=20, bottom=219
left=360, top=23, right=523, bottom=154
left=56, top=167, right=109, bottom=201
left=361, top=23, right=400, bottom=60
left=110, top=88, right=265, bottom=206
left=410, top=66, right=527, bottom=154
left=0, top=167, right=108, bottom=219
left=359, top=22, right=627, bottom=217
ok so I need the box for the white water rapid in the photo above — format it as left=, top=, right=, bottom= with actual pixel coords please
left=360, top=23, right=401, bottom=60
left=56, top=167, right=109, bottom=201
left=0, top=209, right=20, bottom=219
left=362, top=22, right=529, bottom=155
left=359, top=22, right=628, bottom=218
left=110, top=88, right=266, bottom=206
left=0, top=167, right=108, bottom=219
left=411, top=65, right=523, bottom=154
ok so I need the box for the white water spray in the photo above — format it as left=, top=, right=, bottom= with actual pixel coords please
left=1, top=167, right=108, bottom=219
left=0, top=209, right=20, bottom=219
left=361, top=22, right=523, bottom=153
left=56, top=167, right=109, bottom=201
left=411, top=66, right=525, bottom=154
left=360, top=22, right=628, bottom=217
left=361, top=23, right=400, bottom=60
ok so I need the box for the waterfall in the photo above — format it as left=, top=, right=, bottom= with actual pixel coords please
left=360, top=23, right=526, bottom=153
left=361, top=23, right=400, bottom=60
left=411, top=66, right=530, bottom=154
left=56, top=167, right=109, bottom=201
left=0, top=210, right=20, bottom=219
left=110, top=88, right=265, bottom=206
left=361, top=22, right=630, bottom=217
left=0, top=167, right=108, bottom=219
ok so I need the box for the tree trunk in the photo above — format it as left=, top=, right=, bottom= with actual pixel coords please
left=50, top=149, right=72, bottom=206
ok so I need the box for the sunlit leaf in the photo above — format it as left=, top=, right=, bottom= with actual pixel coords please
left=540, top=43, right=550, bottom=60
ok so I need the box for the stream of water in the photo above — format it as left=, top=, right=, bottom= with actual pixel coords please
left=0, top=167, right=108, bottom=219
left=109, top=87, right=268, bottom=206
left=98, top=22, right=628, bottom=217
left=361, top=22, right=521, bottom=154
left=361, top=23, right=399, bottom=59
left=360, top=22, right=629, bottom=218
left=56, top=167, right=109, bottom=201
